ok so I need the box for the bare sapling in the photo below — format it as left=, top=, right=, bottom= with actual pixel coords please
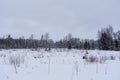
left=48, top=56, right=51, bottom=74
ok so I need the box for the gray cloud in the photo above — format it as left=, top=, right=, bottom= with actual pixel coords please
left=0, top=0, right=120, bottom=41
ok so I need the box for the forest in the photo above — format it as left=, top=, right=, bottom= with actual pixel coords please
left=0, top=25, right=120, bottom=50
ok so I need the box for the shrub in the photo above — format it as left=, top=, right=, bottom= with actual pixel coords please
left=86, top=55, right=98, bottom=63
left=110, top=55, right=115, bottom=60
left=99, top=56, right=108, bottom=64
left=8, top=54, right=25, bottom=74
left=9, top=54, right=25, bottom=67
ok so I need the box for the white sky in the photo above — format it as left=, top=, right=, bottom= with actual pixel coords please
left=0, top=0, right=120, bottom=41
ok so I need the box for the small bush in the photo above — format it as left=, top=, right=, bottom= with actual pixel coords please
left=86, top=55, right=98, bottom=63
left=8, top=55, right=25, bottom=74
left=99, top=56, right=108, bottom=64
left=9, top=54, right=25, bottom=67
left=110, top=55, right=115, bottom=60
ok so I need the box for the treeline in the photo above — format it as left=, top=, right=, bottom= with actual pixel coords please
left=0, top=25, right=120, bottom=50
left=0, top=33, right=54, bottom=49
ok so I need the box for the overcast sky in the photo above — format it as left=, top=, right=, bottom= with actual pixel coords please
left=0, top=0, right=120, bottom=41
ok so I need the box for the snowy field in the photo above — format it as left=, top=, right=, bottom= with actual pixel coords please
left=0, top=49, right=120, bottom=80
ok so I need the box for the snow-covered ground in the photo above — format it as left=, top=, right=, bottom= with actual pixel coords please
left=0, top=49, right=120, bottom=80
